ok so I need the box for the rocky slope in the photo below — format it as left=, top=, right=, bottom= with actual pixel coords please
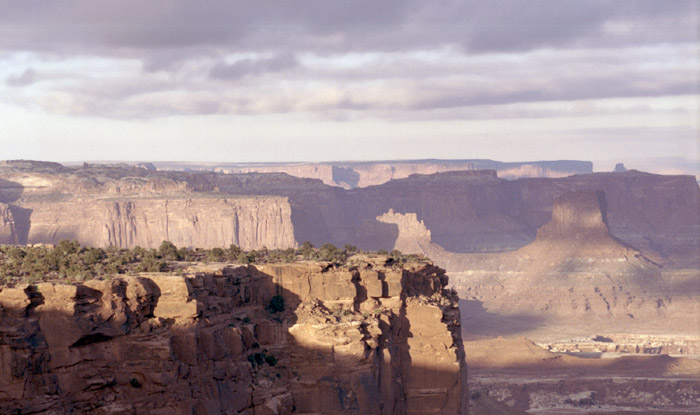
left=0, top=258, right=467, bottom=415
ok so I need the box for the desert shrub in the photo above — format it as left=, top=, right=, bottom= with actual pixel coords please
left=227, top=244, right=242, bottom=259
left=158, top=240, right=180, bottom=260
left=207, top=247, right=225, bottom=262
left=299, top=241, right=315, bottom=259
left=265, top=354, right=277, bottom=366
left=267, top=295, right=285, bottom=313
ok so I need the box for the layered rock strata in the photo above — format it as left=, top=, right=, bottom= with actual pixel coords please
left=0, top=259, right=467, bottom=415
left=23, top=197, right=296, bottom=250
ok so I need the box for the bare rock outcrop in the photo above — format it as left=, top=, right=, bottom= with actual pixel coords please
left=376, top=209, right=433, bottom=254
left=0, top=259, right=467, bottom=414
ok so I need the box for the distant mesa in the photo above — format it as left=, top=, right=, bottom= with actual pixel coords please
left=614, top=163, right=628, bottom=172
left=153, top=159, right=594, bottom=188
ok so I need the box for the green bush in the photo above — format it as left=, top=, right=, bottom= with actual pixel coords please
left=267, top=295, right=285, bottom=313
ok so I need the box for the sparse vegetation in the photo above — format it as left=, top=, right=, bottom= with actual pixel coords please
left=247, top=351, right=277, bottom=368
left=267, top=295, right=285, bottom=313
left=0, top=239, right=424, bottom=287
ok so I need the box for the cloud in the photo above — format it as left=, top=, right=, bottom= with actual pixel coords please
left=0, top=1, right=696, bottom=58
left=209, top=54, right=298, bottom=80
left=0, top=1, right=697, bottom=122
left=5, top=68, right=37, bottom=87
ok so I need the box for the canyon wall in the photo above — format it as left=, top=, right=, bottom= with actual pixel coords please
left=284, top=170, right=699, bottom=264
left=22, top=197, right=296, bottom=250
left=0, top=162, right=697, bottom=267
left=0, top=259, right=467, bottom=415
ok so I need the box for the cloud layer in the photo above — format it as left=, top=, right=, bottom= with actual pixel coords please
left=0, top=1, right=697, bottom=162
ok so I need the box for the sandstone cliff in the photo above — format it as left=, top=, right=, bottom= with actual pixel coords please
left=22, top=196, right=296, bottom=250
left=0, top=167, right=297, bottom=250
left=376, top=209, right=433, bottom=255
left=0, top=259, right=467, bottom=415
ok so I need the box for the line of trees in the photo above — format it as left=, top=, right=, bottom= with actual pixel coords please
left=0, top=240, right=419, bottom=286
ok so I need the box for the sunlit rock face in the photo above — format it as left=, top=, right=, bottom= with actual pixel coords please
left=0, top=165, right=298, bottom=250
left=0, top=258, right=467, bottom=415
left=24, top=196, right=296, bottom=250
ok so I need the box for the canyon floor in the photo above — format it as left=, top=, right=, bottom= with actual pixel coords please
left=457, top=279, right=700, bottom=415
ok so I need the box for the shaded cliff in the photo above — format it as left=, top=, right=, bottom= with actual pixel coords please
left=0, top=258, right=467, bottom=415
left=391, top=191, right=660, bottom=276
left=289, top=170, right=699, bottom=265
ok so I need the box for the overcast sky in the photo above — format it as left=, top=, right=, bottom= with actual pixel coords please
left=1, top=0, right=698, bottom=164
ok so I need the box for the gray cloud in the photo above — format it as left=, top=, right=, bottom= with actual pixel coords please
left=209, top=54, right=298, bottom=80
left=0, top=0, right=696, bottom=57
left=0, top=1, right=697, bottom=120
left=5, top=68, right=36, bottom=86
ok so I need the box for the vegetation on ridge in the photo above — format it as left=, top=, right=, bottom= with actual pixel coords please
left=0, top=240, right=422, bottom=287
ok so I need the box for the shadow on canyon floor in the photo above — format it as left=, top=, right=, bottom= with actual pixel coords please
left=459, top=299, right=547, bottom=340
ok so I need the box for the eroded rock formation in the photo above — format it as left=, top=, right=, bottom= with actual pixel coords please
left=0, top=258, right=467, bottom=415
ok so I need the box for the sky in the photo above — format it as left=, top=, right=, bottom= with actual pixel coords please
left=0, top=0, right=698, bottom=165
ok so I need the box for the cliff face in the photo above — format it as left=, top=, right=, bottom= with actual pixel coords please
left=517, top=172, right=700, bottom=262
left=286, top=170, right=699, bottom=264
left=0, top=259, right=467, bottom=415
left=23, top=197, right=296, bottom=250
left=535, top=191, right=610, bottom=240
left=0, top=169, right=298, bottom=250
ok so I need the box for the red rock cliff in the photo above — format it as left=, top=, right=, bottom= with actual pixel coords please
left=0, top=259, right=467, bottom=415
